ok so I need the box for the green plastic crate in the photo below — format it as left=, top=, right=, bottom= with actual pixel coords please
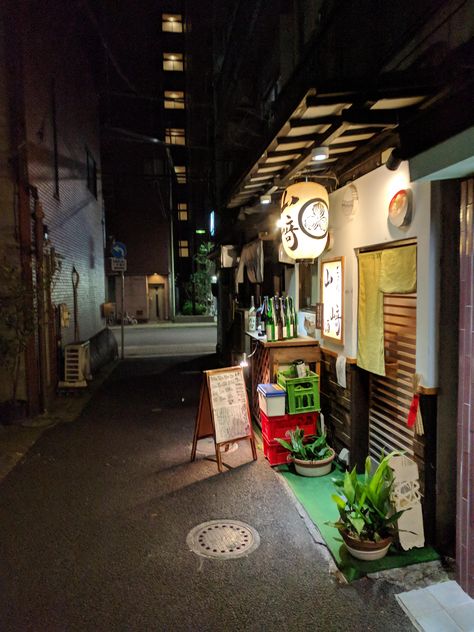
left=277, top=367, right=320, bottom=414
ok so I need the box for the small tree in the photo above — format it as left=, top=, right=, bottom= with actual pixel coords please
left=0, top=260, right=35, bottom=406
left=0, top=251, right=61, bottom=409
left=184, top=242, right=214, bottom=315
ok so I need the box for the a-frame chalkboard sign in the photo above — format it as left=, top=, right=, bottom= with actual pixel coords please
left=191, top=367, right=257, bottom=472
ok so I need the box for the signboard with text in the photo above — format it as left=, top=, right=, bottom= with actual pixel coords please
left=111, top=257, right=127, bottom=272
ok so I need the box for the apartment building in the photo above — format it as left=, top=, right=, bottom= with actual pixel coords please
left=102, top=2, right=213, bottom=320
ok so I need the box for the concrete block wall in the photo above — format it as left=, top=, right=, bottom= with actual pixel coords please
left=21, top=1, right=106, bottom=345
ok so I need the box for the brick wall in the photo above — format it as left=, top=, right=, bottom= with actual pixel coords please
left=21, top=1, right=105, bottom=346
left=457, top=178, right=474, bottom=595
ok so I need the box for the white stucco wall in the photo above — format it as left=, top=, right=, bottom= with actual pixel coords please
left=318, top=162, right=437, bottom=387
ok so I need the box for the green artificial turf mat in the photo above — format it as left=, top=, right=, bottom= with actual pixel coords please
left=276, top=464, right=440, bottom=582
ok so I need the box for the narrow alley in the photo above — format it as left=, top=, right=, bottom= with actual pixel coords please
left=0, top=351, right=416, bottom=632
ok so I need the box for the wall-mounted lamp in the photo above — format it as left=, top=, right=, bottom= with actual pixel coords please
left=311, top=146, right=329, bottom=161
left=239, top=346, right=257, bottom=368
left=260, top=194, right=271, bottom=205
left=385, top=148, right=402, bottom=171
left=43, top=224, right=49, bottom=242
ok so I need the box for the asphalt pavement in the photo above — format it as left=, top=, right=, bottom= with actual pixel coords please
left=0, top=353, right=415, bottom=631
left=110, top=323, right=217, bottom=357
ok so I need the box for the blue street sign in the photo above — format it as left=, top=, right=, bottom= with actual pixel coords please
left=111, top=241, right=127, bottom=258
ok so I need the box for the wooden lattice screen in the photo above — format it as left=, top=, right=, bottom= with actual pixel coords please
left=368, top=293, right=426, bottom=488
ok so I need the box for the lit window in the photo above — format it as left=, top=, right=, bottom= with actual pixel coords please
left=163, top=52, right=184, bottom=72
left=164, top=90, right=185, bottom=109
left=174, top=166, right=187, bottom=184
left=178, top=240, right=189, bottom=257
left=165, top=128, right=186, bottom=146
left=178, top=203, right=188, bottom=220
left=162, top=13, right=183, bottom=33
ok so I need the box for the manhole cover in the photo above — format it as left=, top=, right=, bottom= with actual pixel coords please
left=186, top=520, right=260, bottom=559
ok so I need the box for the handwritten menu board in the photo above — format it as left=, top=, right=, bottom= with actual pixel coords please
left=191, top=366, right=257, bottom=473
left=207, top=368, right=251, bottom=444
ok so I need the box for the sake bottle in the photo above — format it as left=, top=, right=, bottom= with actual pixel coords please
left=282, top=296, right=292, bottom=339
left=248, top=295, right=256, bottom=332
left=275, top=295, right=283, bottom=340
left=265, top=295, right=276, bottom=341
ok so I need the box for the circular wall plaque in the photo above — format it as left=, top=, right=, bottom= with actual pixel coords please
left=341, top=184, right=358, bottom=217
left=388, top=189, right=412, bottom=227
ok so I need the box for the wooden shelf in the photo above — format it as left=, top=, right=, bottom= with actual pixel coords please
left=248, top=334, right=321, bottom=424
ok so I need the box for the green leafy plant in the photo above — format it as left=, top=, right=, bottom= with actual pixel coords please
left=184, top=242, right=214, bottom=315
left=329, top=451, right=405, bottom=542
left=0, top=260, right=35, bottom=405
left=276, top=426, right=333, bottom=461
left=182, top=300, right=207, bottom=316
left=0, top=251, right=61, bottom=410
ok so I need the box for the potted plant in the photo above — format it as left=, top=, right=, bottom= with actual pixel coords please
left=329, top=451, right=405, bottom=561
left=276, top=426, right=335, bottom=477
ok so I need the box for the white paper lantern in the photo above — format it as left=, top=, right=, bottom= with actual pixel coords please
left=280, top=181, right=329, bottom=260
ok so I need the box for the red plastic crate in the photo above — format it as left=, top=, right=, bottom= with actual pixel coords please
left=260, top=410, right=318, bottom=445
left=262, top=434, right=291, bottom=466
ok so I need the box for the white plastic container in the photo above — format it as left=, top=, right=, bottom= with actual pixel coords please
left=257, top=383, right=286, bottom=417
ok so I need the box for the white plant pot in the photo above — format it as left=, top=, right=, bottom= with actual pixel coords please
left=341, top=531, right=392, bottom=561
left=293, top=449, right=335, bottom=477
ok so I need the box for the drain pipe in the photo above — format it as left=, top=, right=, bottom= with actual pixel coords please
left=72, top=266, right=80, bottom=342
left=31, top=190, right=47, bottom=412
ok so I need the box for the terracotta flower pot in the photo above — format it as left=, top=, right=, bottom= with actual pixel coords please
left=292, top=448, right=335, bottom=477
left=341, top=530, right=392, bottom=561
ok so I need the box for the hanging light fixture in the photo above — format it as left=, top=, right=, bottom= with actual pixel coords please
left=279, top=181, right=329, bottom=260
left=311, top=146, right=329, bottom=161
left=385, top=148, right=402, bottom=171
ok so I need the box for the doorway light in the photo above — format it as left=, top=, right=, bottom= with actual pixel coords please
left=311, top=146, right=329, bottom=161
left=386, top=148, right=402, bottom=171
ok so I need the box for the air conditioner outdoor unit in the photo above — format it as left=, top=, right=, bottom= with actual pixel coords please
left=58, top=341, right=91, bottom=388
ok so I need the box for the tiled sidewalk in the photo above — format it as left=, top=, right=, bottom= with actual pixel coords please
left=397, top=581, right=474, bottom=631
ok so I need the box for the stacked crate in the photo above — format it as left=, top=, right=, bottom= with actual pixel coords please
left=259, top=368, right=320, bottom=466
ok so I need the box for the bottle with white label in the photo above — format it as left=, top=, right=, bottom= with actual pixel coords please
left=248, top=295, right=256, bottom=332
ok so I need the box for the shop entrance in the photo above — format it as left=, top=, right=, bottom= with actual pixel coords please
left=149, top=284, right=165, bottom=321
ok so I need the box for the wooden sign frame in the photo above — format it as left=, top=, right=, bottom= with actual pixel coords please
left=321, top=256, right=344, bottom=345
left=191, top=367, right=257, bottom=472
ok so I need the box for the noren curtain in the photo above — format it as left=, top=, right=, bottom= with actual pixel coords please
left=357, top=245, right=417, bottom=376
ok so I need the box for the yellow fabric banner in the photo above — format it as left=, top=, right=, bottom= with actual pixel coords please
left=357, top=245, right=417, bottom=376
left=357, top=251, right=384, bottom=375
left=380, top=244, right=417, bottom=294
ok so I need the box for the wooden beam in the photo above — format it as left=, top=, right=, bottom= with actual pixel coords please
left=276, top=132, right=321, bottom=145
left=289, top=116, right=339, bottom=128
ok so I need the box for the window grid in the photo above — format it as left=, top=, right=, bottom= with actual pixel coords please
left=163, top=53, right=184, bottom=72
left=174, top=166, right=187, bottom=184
left=178, top=240, right=189, bottom=257
left=165, top=127, right=186, bottom=146
left=162, top=13, right=183, bottom=33
left=164, top=91, right=185, bottom=109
